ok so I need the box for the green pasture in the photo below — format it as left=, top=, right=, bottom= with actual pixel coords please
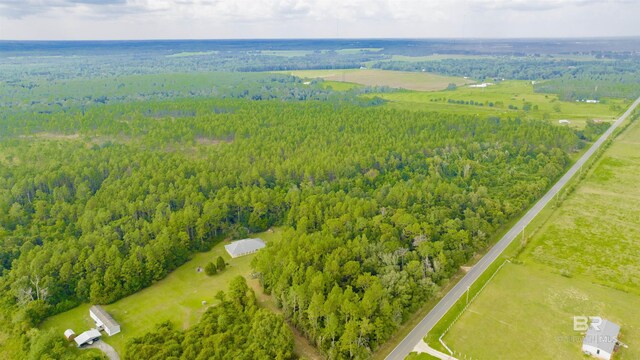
left=40, top=229, right=282, bottom=356
left=434, top=115, right=640, bottom=359
left=166, top=51, right=219, bottom=58
left=259, top=50, right=314, bottom=57
left=388, top=54, right=491, bottom=62
left=443, top=263, right=640, bottom=360
left=522, top=118, right=640, bottom=294
left=374, top=80, right=629, bottom=127
left=258, top=48, right=381, bottom=57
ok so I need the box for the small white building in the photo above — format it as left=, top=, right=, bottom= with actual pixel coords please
left=224, top=238, right=266, bottom=258
left=90, top=305, right=121, bottom=336
left=468, top=82, right=494, bottom=88
left=559, top=119, right=571, bottom=124
left=64, top=329, right=76, bottom=341
left=582, top=319, right=620, bottom=360
left=74, top=329, right=101, bottom=347
left=586, top=99, right=600, bottom=103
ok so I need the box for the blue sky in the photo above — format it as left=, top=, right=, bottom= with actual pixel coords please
left=0, top=0, right=639, bottom=40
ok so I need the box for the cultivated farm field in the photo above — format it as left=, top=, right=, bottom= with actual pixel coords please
left=282, top=68, right=471, bottom=91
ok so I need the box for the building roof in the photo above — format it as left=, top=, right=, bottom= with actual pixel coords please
left=74, top=329, right=101, bottom=346
left=583, top=319, right=620, bottom=355
left=90, top=305, right=119, bottom=330
left=224, top=238, right=265, bottom=257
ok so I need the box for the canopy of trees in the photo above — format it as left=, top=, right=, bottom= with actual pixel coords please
left=126, top=277, right=295, bottom=360
left=0, top=95, right=586, bottom=359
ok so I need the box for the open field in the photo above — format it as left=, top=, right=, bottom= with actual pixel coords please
left=166, top=51, right=219, bottom=58
left=374, top=80, right=629, bottom=127
left=321, top=80, right=362, bottom=91
left=259, top=50, right=314, bottom=57
left=437, top=117, right=640, bottom=359
left=443, top=263, right=640, bottom=360
left=282, top=69, right=471, bottom=91
left=388, top=54, right=492, bottom=62
left=258, top=48, right=382, bottom=57
left=522, top=119, right=640, bottom=293
left=40, top=229, right=282, bottom=356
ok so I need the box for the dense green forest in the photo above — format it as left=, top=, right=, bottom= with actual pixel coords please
left=1, top=41, right=632, bottom=358
left=0, top=94, right=589, bottom=358
left=125, top=277, right=294, bottom=360
left=0, top=72, right=388, bottom=116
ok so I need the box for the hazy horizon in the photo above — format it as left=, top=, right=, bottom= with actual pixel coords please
left=1, top=0, right=639, bottom=41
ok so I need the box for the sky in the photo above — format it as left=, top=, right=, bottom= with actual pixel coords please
left=0, top=0, right=639, bottom=40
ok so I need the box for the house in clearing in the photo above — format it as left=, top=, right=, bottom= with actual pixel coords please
left=224, top=238, right=266, bottom=258
left=559, top=119, right=571, bottom=124
left=90, top=305, right=121, bottom=336
left=582, top=319, right=620, bottom=360
left=74, top=329, right=101, bottom=347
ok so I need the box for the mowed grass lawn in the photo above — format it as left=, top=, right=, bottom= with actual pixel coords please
left=443, top=263, right=640, bottom=360
left=40, top=229, right=282, bottom=356
left=440, top=119, right=640, bottom=359
left=281, top=69, right=471, bottom=91
left=375, top=80, right=628, bottom=127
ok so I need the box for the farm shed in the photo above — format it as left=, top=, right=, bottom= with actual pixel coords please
left=74, top=329, right=101, bottom=347
left=64, top=329, right=76, bottom=341
left=224, top=238, right=266, bottom=258
left=582, top=319, right=620, bottom=360
left=559, top=119, right=570, bottom=124
left=90, top=305, right=121, bottom=336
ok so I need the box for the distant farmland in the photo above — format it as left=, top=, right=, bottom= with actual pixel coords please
left=282, top=69, right=471, bottom=91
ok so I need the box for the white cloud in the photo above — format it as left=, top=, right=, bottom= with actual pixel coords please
left=0, top=0, right=638, bottom=39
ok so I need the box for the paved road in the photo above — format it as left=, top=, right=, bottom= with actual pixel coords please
left=385, top=97, right=640, bottom=360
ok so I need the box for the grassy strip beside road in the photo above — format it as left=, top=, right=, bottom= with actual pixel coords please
left=435, top=109, right=640, bottom=359
left=383, top=97, right=640, bottom=360
left=444, top=263, right=640, bottom=359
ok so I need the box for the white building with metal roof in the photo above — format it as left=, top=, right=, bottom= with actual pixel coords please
left=74, top=329, right=101, bottom=347
left=90, top=305, right=121, bottom=336
left=224, top=238, right=265, bottom=258
left=582, top=318, right=620, bottom=360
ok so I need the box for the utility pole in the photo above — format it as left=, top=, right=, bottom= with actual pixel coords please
left=466, top=286, right=470, bottom=305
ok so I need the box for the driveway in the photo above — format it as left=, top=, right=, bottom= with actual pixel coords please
left=85, top=340, right=120, bottom=360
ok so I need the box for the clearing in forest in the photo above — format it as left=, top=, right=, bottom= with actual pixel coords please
left=40, top=229, right=294, bottom=356
left=375, top=80, right=629, bottom=127
left=283, top=69, right=471, bottom=91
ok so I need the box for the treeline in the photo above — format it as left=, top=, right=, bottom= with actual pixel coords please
left=0, top=72, right=387, bottom=116
left=126, top=277, right=295, bottom=360
left=0, top=98, right=583, bottom=357
left=0, top=50, right=381, bottom=84
left=372, top=58, right=640, bottom=99
left=534, top=75, right=640, bottom=101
